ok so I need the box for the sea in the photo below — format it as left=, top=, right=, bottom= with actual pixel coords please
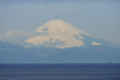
left=0, top=63, right=120, bottom=80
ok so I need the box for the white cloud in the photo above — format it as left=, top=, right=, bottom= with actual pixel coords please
left=92, top=42, right=102, bottom=45
left=0, top=30, right=37, bottom=44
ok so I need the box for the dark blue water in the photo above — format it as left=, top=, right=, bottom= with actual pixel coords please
left=0, top=63, right=120, bottom=80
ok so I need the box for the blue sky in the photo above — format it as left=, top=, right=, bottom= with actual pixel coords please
left=0, top=1, right=120, bottom=45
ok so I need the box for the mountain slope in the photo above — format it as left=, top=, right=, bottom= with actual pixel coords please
left=22, top=19, right=120, bottom=49
left=23, top=20, right=103, bottom=48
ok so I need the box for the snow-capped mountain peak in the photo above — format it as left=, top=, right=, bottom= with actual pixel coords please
left=35, top=20, right=89, bottom=36
left=23, top=20, right=99, bottom=48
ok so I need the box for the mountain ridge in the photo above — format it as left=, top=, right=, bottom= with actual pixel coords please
left=23, top=20, right=102, bottom=48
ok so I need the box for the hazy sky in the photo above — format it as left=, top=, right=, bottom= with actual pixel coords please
left=0, top=1, right=120, bottom=45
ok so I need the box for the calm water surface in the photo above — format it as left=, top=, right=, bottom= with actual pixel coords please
left=0, top=64, right=120, bottom=80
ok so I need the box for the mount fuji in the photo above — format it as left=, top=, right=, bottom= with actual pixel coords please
left=22, top=19, right=119, bottom=49
left=0, top=20, right=120, bottom=63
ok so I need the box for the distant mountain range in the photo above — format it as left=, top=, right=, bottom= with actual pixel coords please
left=0, top=40, right=120, bottom=63
left=0, top=20, right=120, bottom=63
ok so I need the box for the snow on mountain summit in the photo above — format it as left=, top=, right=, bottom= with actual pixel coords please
left=35, top=20, right=89, bottom=36
left=23, top=20, right=92, bottom=48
